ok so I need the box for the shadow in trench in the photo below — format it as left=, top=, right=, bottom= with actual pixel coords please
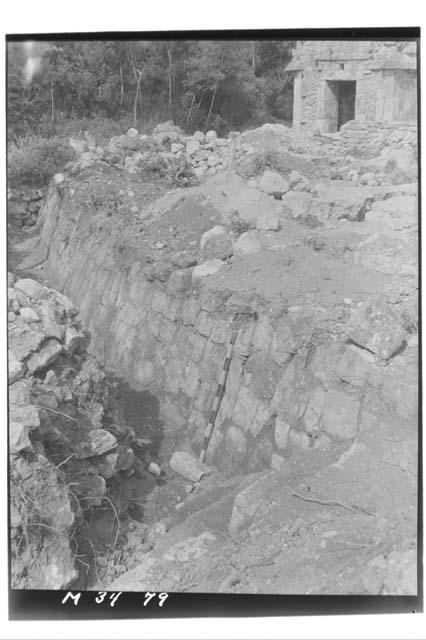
left=70, top=376, right=168, bottom=589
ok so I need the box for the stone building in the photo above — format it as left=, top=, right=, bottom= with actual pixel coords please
left=286, top=40, right=417, bottom=133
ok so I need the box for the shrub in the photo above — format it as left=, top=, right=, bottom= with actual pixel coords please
left=8, top=136, right=76, bottom=188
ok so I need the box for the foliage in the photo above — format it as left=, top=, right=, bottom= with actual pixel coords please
left=8, top=135, right=76, bottom=187
left=7, top=40, right=295, bottom=140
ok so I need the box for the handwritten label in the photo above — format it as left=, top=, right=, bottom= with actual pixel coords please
left=61, top=591, right=169, bottom=608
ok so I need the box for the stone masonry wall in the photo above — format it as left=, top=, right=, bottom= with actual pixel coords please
left=290, top=40, right=417, bottom=132
left=28, top=181, right=418, bottom=477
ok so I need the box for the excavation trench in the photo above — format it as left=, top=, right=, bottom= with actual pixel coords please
left=9, top=161, right=418, bottom=592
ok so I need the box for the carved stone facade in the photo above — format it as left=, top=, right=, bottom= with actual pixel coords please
left=287, top=40, right=417, bottom=133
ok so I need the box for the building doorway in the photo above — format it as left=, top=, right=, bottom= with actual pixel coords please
left=337, top=81, right=356, bottom=129
left=322, top=80, right=357, bottom=132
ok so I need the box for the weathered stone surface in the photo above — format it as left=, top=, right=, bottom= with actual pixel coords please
left=167, top=268, right=193, bottom=294
left=281, top=191, right=312, bottom=218
left=336, top=344, right=378, bottom=388
left=192, top=259, right=224, bottom=284
left=259, top=170, right=289, bottom=197
left=169, top=451, right=211, bottom=482
left=163, top=531, right=217, bottom=563
left=26, top=339, right=63, bottom=374
left=171, top=142, right=185, bottom=154
left=75, top=429, right=118, bottom=459
left=256, top=210, right=280, bottom=231
left=310, top=343, right=343, bottom=389
left=271, top=453, right=286, bottom=470
left=170, top=250, right=197, bottom=269
left=38, top=301, right=64, bottom=340
left=354, top=233, right=417, bottom=276
left=200, top=225, right=233, bottom=260
left=302, top=387, right=326, bottom=433
left=233, top=231, right=262, bottom=257
left=9, top=405, right=40, bottom=454
left=249, top=401, right=271, bottom=437
left=271, top=357, right=313, bottom=423
left=186, top=139, right=200, bottom=156
left=9, top=421, right=31, bottom=454
left=289, top=430, right=310, bottom=448
left=289, top=170, right=311, bottom=192
left=229, top=472, right=270, bottom=535
left=96, top=452, right=118, bottom=479
left=320, top=390, right=360, bottom=441
left=64, top=326, right=85, bottom=353
left=274, top=417, right=290, bottom=449
left=314, top=188, right=375, bottom=222
left=345, top=299, right=406, bottom=360
left=232, top=385, right=259, bottom=431
left=382, top=352, right=418, bottom=420
left=252, top=315, right=273, bottom=350
left=224, top=425, right=248, bottom=462
left=250, top=351, right=282, bottom=399
left=9, top=325, right=44, bottom=361
left=9, top=380, right=31, bottom=405
left=8, top=350, right=25, bottom=383
left=19, top=307, right=39, bottom=322
left=270, top=320, right=298, bottom=365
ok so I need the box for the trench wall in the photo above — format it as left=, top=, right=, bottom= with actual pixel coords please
left=30, top=183, right=417, bottom=476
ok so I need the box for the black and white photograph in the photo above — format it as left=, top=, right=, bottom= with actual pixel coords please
left=5, top=26, right=421, bottom=622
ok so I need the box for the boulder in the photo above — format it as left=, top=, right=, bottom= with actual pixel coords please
left=169, top=451, right=211, bottom=482
left=171, top=142, right=185, bottom=154
left=192, top=259, right=225, bottom=285
left=205, top=130, right=217, bottom=141
left=19, top=307, right=39, bottom=323
left=69, top=137, right=88, bottom=155
left=259, top=170, right=289, bottom=197
left=354, top=233, right=416, bottom=276
left=289, top=170, right=311, bottom=191
left=53, top=173, right=65, bottom=185
left=281, top=191, right=312, bottom=219
left=26, top=339, right=63, bottom=374
left=64, top=326, right=85, bottom=353
left=38, top=301, right=64, bottom=341
left=126, top=127, right=139, bottom=138
left=320, top=390, right=360, bottom=441
left=256, top=210, right=280, bottom=231
left=9, top=421, right=32, bottom=454
left=75, top=429, right=118, bottom=459
left=8, top=325, right=44, bottom=361
left=8, top=350, right=25, bottom=383
left=9, top=404, right=40, bottom=454
left=14, top=278, right=44, bottom=300
left=233, top=231, right=262, bottom=257
left=186, top=139, right=200, bottom=156
left=200, top=225, right=233, bottom=260
left=336, top=344, right=379, bottom=388
left=9, top=380, right=31, bottom=405
left=345, top=299, right=406, bottom=360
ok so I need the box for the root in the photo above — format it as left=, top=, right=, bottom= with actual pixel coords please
left=291, top=491, right=376, bottom=516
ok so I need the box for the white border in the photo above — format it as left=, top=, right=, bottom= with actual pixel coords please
left=1, top=1, right=424, bottom=638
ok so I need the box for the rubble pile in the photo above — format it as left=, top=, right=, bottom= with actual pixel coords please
left=8, top=187, right=47, bottom=229
left=8, top=275, right=135, bottom=589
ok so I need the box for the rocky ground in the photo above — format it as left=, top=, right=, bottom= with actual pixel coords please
left=8, top=119, right=419, bottom=595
